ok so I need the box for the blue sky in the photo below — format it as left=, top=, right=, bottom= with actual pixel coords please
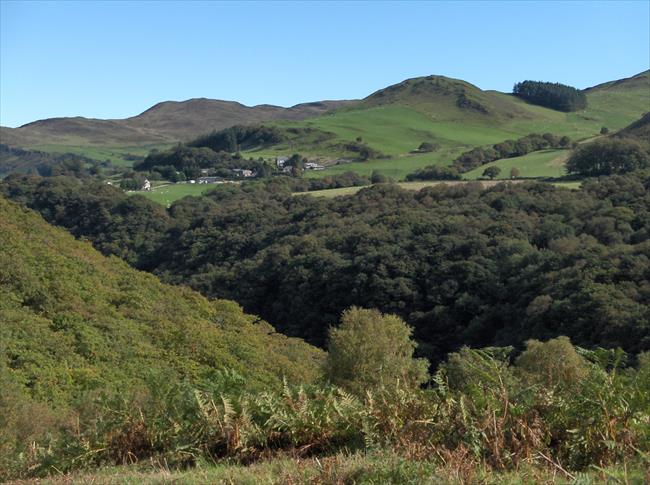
left=1, top=1, right=648, bottom=127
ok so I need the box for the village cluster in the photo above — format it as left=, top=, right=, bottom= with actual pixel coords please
left=137, top=155, right=325, bottom=191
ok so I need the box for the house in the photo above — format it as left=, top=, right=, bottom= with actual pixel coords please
left=198, top=177, right=222, bottom=184
left=232, top=169, right=254, bottom=178
left=141, top=178, right=151, bottom=191
left=276, top=156, right=289, bottom=168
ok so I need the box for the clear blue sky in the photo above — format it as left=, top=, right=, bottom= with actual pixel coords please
left=1, top=1, right=648, bottom=127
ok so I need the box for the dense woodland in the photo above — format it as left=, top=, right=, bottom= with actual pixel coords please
left=513, top=80, right=588, bottom=112
left=566, top=138, right=650, bottom=176
left=0, top=143, right=104, bottom=178
left=3, top=170, right=649, bottom=366
left=2, top=87, right=649, bottom=481
left=1, top=195, right=649, bottom=481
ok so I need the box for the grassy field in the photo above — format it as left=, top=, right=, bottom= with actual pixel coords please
left=136, top=183, right=216, bottom=206
left=463, top=149, right=570, bottom=180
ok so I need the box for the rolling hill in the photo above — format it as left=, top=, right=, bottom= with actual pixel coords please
left=1, top=71, right=648, bottom=179
left=0, top=99, right=354, bottom=148
left=246, top=70, right=650, bottom=179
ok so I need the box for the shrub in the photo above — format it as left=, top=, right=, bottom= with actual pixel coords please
left=515, top=337, right=589, bottom=389
left=417, top=142, right=440, bottom=153
left=324, top=308, right=429, bottom=395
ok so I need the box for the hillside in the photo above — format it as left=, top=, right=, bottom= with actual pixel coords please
left=0, top=196, right=323, bottom=409
left=0, top=98, right=354, bottom=148
left=2, top=71, right=648, bottom=180
left=359, top=74, right=534, bottom=121
left=239, top=71, right=650, bottom=179
left=616, top=111, right=650, bottom=141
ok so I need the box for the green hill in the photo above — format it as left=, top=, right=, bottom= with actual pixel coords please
left=616, top=111, right=650, bottom=142
left=0, top=196, right=323, bottom=409
left=238, top=71, right=649, bottom=180
left=2, top=72, right=648, bottom=180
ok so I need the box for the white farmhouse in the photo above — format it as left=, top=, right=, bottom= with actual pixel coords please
left=232, top=169, right=254, bottom=178
left=141, top=179, right=152, bottom=191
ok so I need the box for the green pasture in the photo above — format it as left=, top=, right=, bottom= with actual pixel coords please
left=136, top=183, right=216, bottom=206
left=463, top=149, right=570, bottom=180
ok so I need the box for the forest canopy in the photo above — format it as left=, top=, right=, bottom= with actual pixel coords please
left=3, top=171, right=649, bottom=366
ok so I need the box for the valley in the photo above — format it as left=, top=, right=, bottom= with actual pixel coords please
left=1, top=5, right=649, bottom=480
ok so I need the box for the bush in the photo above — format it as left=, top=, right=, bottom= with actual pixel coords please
left=324, top=308, right=429, bottom=395
left=417, top=142, right=440, bottom=153
left=371, top=170, right=388, bottom=184
left=515, top=337, right=589, bottom=389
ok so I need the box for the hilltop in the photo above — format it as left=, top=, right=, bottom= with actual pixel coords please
left=359, top=74, right=535, bottom=121
left=0, top=98, right=353, bottom=147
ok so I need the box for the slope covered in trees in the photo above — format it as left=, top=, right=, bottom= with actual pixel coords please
left=0, top=194, right=322, bottom=404
left=3, top=174, right=650, bottom=366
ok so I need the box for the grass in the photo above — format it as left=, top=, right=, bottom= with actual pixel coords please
left=247, top=105, right=534, bottom=180
left=7, top=452, right=647, bottom=485
left=304, top=150, right=458, bottom=180
left=463, top=149, right=570, bottom=180
left=136, top=183, right=216, bottom=206
left=244, top=74, right=648, bottom=181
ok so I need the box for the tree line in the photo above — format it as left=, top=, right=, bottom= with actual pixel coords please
left=513, top=80, right=587, bottom=112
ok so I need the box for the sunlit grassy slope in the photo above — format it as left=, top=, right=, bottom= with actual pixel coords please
left=246, top=71, right=649, bottom=180
left=463, top=149, right=570, bottom=179
left=137, top=183, right=216, bottom=206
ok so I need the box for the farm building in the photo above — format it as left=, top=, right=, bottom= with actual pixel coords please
left=232, top=169, right=254, bottom=177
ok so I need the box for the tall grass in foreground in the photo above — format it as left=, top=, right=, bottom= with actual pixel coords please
left=2, top=339, right=648, bottom=482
